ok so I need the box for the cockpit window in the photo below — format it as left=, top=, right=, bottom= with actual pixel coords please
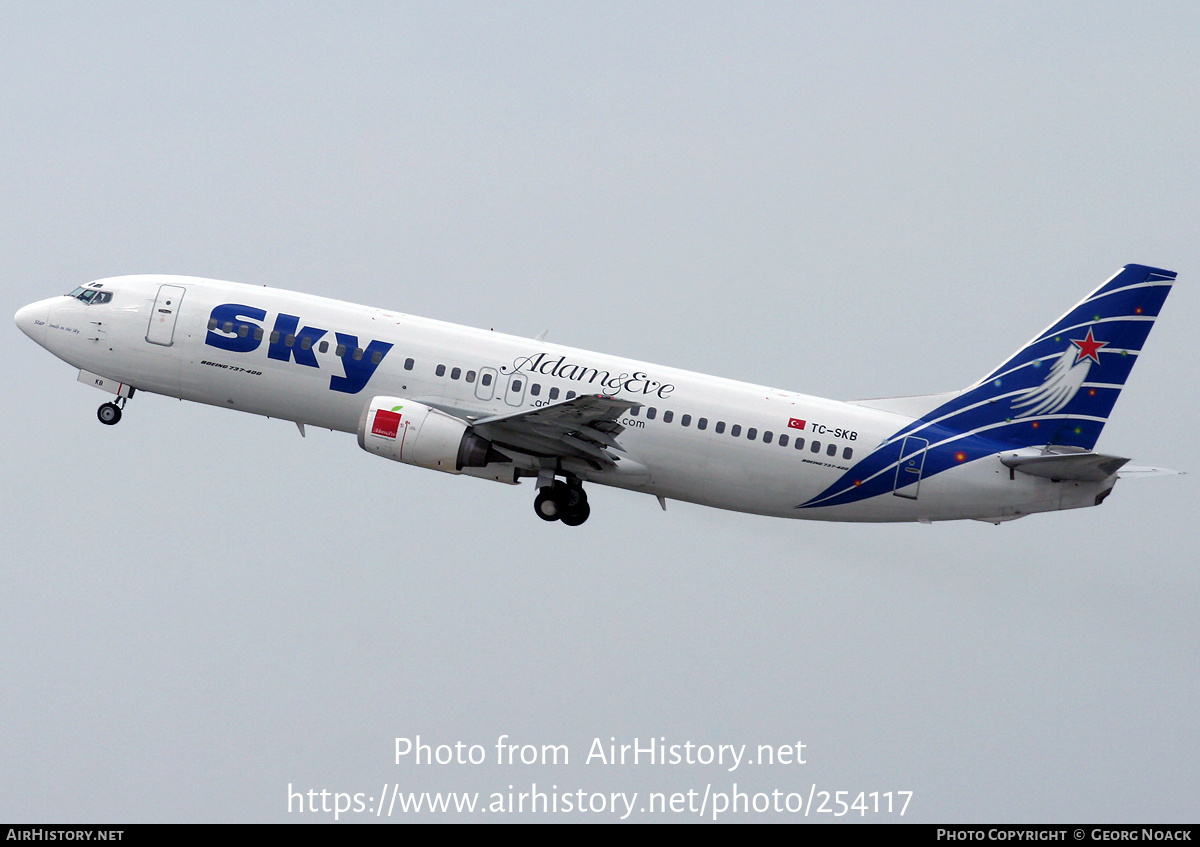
left=66, top=287, right=111, bottom=305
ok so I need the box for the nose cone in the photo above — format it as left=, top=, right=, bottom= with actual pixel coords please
left=15, top=299, right=50, bottom=343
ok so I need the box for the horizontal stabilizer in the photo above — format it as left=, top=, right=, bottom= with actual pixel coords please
left=1116, top=465, right=1184, bottom=480
left=1000, top=451, right=1129, bottom=481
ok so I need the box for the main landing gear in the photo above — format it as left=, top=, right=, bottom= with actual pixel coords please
left=534, top=479, right=591, bottom=526
left=97, top=397, right=128, bottom=426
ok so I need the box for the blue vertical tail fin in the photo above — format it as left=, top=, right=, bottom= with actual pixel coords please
left=800, top=264, right=1175, bottom=512
left=919, top=264, right=1176, bottom=451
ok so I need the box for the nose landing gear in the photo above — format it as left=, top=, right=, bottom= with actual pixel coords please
left=534, top=479, right=590, bottom=526
left=97, top=396, right=128, bottom=426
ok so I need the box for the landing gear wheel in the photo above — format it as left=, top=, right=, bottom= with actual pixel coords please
left=534, top=488, right=562, bottom=521
left=558, top=483, right=589, bottom=526
left=560, top=501, right=591, bottom=526
left=534, top=480, right=590, bottom=523
left=562, top=484, right=586, bottom=511
left=97, top=402, right=122, bottom=426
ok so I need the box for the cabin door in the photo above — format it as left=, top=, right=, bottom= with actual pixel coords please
left=146, top=284, right=186, bottom=346
left=892, top=436, right=929, bottom=499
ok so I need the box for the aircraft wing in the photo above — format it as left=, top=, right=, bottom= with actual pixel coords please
left=470, top=394, right=642, bottom=469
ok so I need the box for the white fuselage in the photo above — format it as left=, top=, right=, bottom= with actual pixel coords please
left=15, top=275, right=1112, bottom=523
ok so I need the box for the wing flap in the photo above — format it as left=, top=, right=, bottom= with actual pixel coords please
left=475, top=394, right=638, bottom=427
left=472, top=394, right=641, bottom=469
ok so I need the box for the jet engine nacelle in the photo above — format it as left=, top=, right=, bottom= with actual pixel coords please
left=357, top=396, right=506, bottom=473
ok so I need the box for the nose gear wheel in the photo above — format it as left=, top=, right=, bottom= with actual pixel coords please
left=97, top=402, right=122, bottom=425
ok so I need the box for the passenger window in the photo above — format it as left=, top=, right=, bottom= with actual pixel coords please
left=779, top=434, right=789, bottom=447
left=404, top=358, right=415, bottom=371
left=530, top=383, right=540, bottom=396
left=811, top=440, right=821, bottom=453
left=223, top=321, right=234, bottom=333
left=208, top=318, right=217, bottom=330
left=566, top=391, right=576, bottom=400
left=317, top=339, right=327, bottom=352
left=238, top=324, right=249, bottom=337
left=827, top=443, right=837, bottom=457
left=353, top=348, right=363, bottom=361
left=715, top=421, right=726, bottom=434
left=335, top=344, right=346, bottom=357
left=681, top=414, right=691, bottom=427
left=763, top=431, right=773, bottom=444
left=843, top=447, right=853, bottom=460
left=698, top=418, right=707, bottom=430
left=271, top=331, right=281, bottom=344
left=647, top=407, right=657, bottom=420
left=548, top=386, right=557, bottom=399
left=466, top=370, right=476, bottom=383
left=300, top=336, right=311, bottom=349
left=794, top=438, right=805, bottom=450
left=663, top=411, right=674, bottom=423
left=731, top=425, right=742, bottom=437
left=284, top=334, right=296, bottom=347
left=482, top=373, right=493, bottom=386
left=747, top=427, right=757, bottom=440
left=451, top=367, right=461, bottom=380
left=512, top=380, right=522, bottom=392
left=255, top=328, right=265, bottom=342
left=436, top=364, right=446, bottom=377
left=371, top=351, right=383, bottom=364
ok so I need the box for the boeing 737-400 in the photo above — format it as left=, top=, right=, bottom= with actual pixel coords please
left=14, top=264, right=1178, bottom=525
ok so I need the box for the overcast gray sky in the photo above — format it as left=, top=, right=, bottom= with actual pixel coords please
left=3, top=1, right=1197, bottom=822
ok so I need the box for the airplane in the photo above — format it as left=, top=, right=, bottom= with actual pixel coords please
left=13, top=263, right=1179, bottom=526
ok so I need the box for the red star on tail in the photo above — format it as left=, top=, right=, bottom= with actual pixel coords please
left=1070, top=328, right=1107, bottom=364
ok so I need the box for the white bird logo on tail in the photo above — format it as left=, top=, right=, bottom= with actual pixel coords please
left=1011, top=329, right=1107, bottom=418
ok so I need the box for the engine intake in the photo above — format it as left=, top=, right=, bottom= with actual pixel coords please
left=357, top=396, right=507, bottom=473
